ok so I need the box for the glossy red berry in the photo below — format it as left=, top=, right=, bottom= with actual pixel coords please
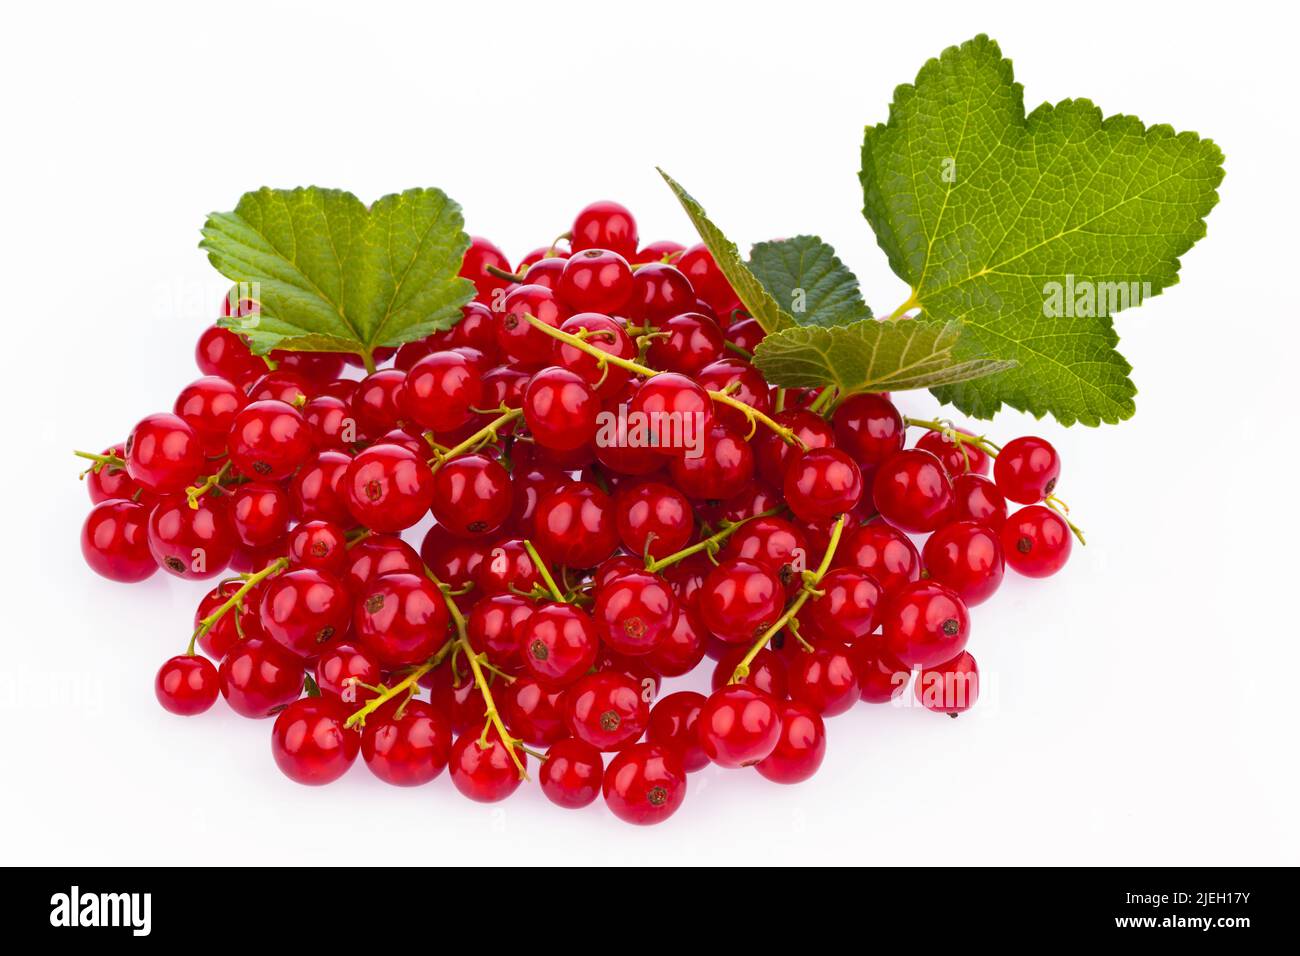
left=302, top=395, right=355, bottom=451
left=259, top=568, right=352, bottom=659
left=500, top=676, right=568, bottom=746
left=497, top=284, right=568, bottom=368
left=85, top=445, right=152, bottom=506
left=521, top=602, right=599, bottom=687
left=290, top=450, right=353, bottom=526
left=228, top=400, right=313, bottom=481
left=645, top=607, right=709, bottom=677
left=633, top=240, right=685, bottom=265
left=594, top=570, right=679, bottom=657
left=521, top=256, right=566, bottom=290
left=287, top=520, right=348, bottom=574
left=644, top=311, right=724, bottom=375
left=248, top=368, right=313, bottom=406
left=354, top=572, right=450, bottom=668
left=994, top=436, right=1061, bottom=504
left=271, top=696, right=360, bottom=785
left=787, top=641, right=860, bottom=716
left=1001, top=505, right=1072, bottom=577
left=565, top=670, right=650, bottom=751
left=832, top=393, right=905, bottom=469
left=174, top=376, right=247, bottom=454
left=711, top=645, right=789, bottom=699
left=726, top=317, right=766, bottom=353
left=950, top=473, right=1008, bottom=529
left=449, top=721, right=525, bottom=803
left=883, top=580, right=970, bottom=669
left=196, top=325, right=263, bottom=385
left=349, top=369, right=406, bottom=436
left=628, top=263, right=695, bottom=323
left=125, top=412, right=204, bottom=494
left=872, top=449, right=954, bottom=533
left=270, top=349, right=345, bottom=384
left=669, top=424, right=754, bottom=500
left=475, top=538, right=541, bottom=596
left=219, top=639, right=304, bottom=718
left=923, top=520, right=1005, bottom=606
left=553, top=313, right=635, bottom=398
left=459, top=236, right=514, bottom=305
left=695, top=359, right=771, bottom=433
left=343, top=443, right=435, bottom=532
left=850, top=633, right=911, bottom=703
left=557, top=248, right=634, bottom=314
left=532, top=481, right=619, bottom=568
left=400, top=350, right=483, bottom=433
left=675, top=244, right=732, bottom=310
left=836, top=520, right=921, bottom=595
left=756, top=700, right=826, bottom=784
left=571, top=201, right=638, bottom=259
left=466, top=593, right=533, bottom=674
left=754, top=410, right=834, bottom=487
left=539, top=737, right=604, bottom=809
left=917, top=429, right=990, bottom=477
left=147, top=493, right=235, bottom=579
left=614, top=481, right=693, bottom=559
left=430, top=453, right=513, bottom=538
left=193, top=581, right=248, bottom=659
left=699, top=559, right=784, bottom=645
left=523, top=366, right=599, bottom=451
left=696, top=684, right=783, bottom=768
left=81, top=499, right=156, bottom=582
left=645, top=691, right=710, bottom=772
left=628, top=373, right=714, bottom=456
left=603, top=743, right=687, bottom=825
left=784, top=448, right=863, bottom=521
left=361, top=699, right=453, bottom=786
left=809, top=568, right=883, bottom=642
left=230, top=482, right=291, bottom=547
left=346, top=534, right=423, bottom=592
left=314, top=639, right=382, bottom=705
left=724, top=516, right=810, bottom=597
left=155, top=655, right=220, bottom=715
left=914, top=651, right=980, bottom=716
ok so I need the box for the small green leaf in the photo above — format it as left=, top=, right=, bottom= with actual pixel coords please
left=200, top=186, right=474, bottom=357
left=747, top=236, right=872, bottom=327
left=861, top=34, right=1224, bottom=425
left=752, top=317, right=1016, bottom=393
left=657, top=169, right=794, bottom=334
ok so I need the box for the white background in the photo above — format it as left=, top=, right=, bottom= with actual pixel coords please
left=2, top=0, right=1296, bottom=865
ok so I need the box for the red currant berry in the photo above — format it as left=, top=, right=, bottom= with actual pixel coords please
left=645, top=311, right=724, bottom=375
left=614, top=481, right=693, bottom=560
left=343, top=443, right=435, bottom=532
left=711, top=645, right=789, bottom=699
left=872, top=449, right=954, bottom=533
left=594, top=570, right=679, bottom=657
left=425, top=665, right=487, bottom=733
left=125, top=412, right=204, bottom=494
left=230, top=482, right=291, bottom=547
left=1001, top=505, right=1072, bottom=577
left=174, top=376, right=247, bottom=454
left=193, top=581, right=247, bottom=659
left=832, top=393, right=905, bottom=469
left=147, top=493, right=235, bottom=579
left=269, top=349, right=345, bottom=384
left=724, top=516, right=811, bottom=597
left=248, top=368, right=314, bottom=405
left=290, top=450, right=353, bottom=525
left=196, top=325, right=263, bottom=385
left=994, top=436, right=1061, bottom=504
left=675, top=244, right=733, bottom=310
left=314, top=639, right=382, bottom=705
left=429, top=453, right=513, bottom=538
left=645, top=691, right=710, bottom=772
left=81, top=499, right=156, bottom=582
left=883, top=580, right=970, bottom=669
left=603, top=743, right=686, bottom=825
left=521, top=256, right=566, bottom=290
left=520, top=602, right=599, bottom=687
left=755, top=700, right=826, bottom=784
left=632, top=240, right=685, bottom=265
left=726, top=317, right=766, bottom=354
left=155, top=655, right=220, bottom=715
left=458, top=235, right=514, bottom=305
left=85, top=444, right=153, bottom=506
left=355, top=572, right=450, bottom=668
left=523, top=366, right=599, bottom=451
left=836, top=520, right=920, bottom=595
left=228, top=400, right=312, bottom=481
left=571, top=201, right=638, bottom=259
left=628, top=263, right=695, bottom=323
left=219, top=638, right=305, bottom=718
left=466, top=593, right=533, bottom=673
left=449, top=721, right=525, bottom=802
left=500, top=676, right=568, bottom=746
left=361, top=698, right=453, bottom=786
left=475, top=538, right=540, bottom=596
left=755, top=410, right=834, bottom=487
left=557, top=248, right=634, bottom=313
left=302, top=395, right=356, bottom=451
left=914, top=650, right=980, bottom=716
left=950, top=473, right=1007, bottom=529
left=787, top=640, right=860, bottom=716
left=288, top=520, right=348, bottom=574
left=696, top=684, right=783, bottom=768
left=271, top=696, right=360, bottom=785
left=849, top=633, right=911, bottom=703
left=346, top=534, right=422, bottom=592
left=532, top=481, right=619, bottom=568
left=809, top=567, right=883, bottom=642
left=628, top=373, right=714, bottom=456
left=784, top=448, right=863, bottom=521
left=259, top=568, right=352, bottom=659
left=565, top=670, right=650, bottom=751
left=349, top=369, right=407, bottom=436
left=917, top=428, right=990, bottom=477
left=699, top=558, right=784, bottom=644
left=645, top=607, right=709, bottom=677
left=497, top=284, right=568, bottom=368
left=400, top=350, right=483, bottom=433
left=695, top=358, right=771, bottom=433
left=539, top=737, right=604, bottom=809
left=669, top=424, right=754, bottom=500
left=553, top=313, right=635, bottom=397
left=923, top=520, right=1005, bottom=606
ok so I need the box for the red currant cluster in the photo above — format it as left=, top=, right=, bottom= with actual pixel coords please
left=77, top=199, right=1080, bottom=825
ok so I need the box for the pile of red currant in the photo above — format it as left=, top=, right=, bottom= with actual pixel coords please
left=77, top=200, right=1080, bottom=825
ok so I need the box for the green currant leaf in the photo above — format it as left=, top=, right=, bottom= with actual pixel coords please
left=752, top=317, right=1016, bottom=393
left=200, top=186, right=474, bottom=358
left=747, top=235, right=873, bottom=327
left=861, top=34, right=1224, bottom=425
left=657, top=168, right=795, bottom=334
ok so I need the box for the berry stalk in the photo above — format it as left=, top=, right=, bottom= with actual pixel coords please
left=730, top=513, right=848, bottom=684
left=643, top=506, right=784, bottom=574
left=188, top=557, right=289, bottom=654
left=427, top=407, right=524, bottom=469
left=186, top=458, right=233, bottom=509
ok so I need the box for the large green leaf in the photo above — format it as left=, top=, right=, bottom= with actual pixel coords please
left=861, top=34, right=1223, bottom=425
left=747, top=236, right=872, bottom=327
left=200, top=186, right=474, bottom=358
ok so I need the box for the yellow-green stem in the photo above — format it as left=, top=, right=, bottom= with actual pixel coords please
left=188, top=557, right=289, bottom=655
left=523, top=540, right=565, bottom=602
left=186, top=459, right=233, bottom=509
left=644, top=507, right=784, bottom=574
left=427, top=407, right=523, bottom=469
